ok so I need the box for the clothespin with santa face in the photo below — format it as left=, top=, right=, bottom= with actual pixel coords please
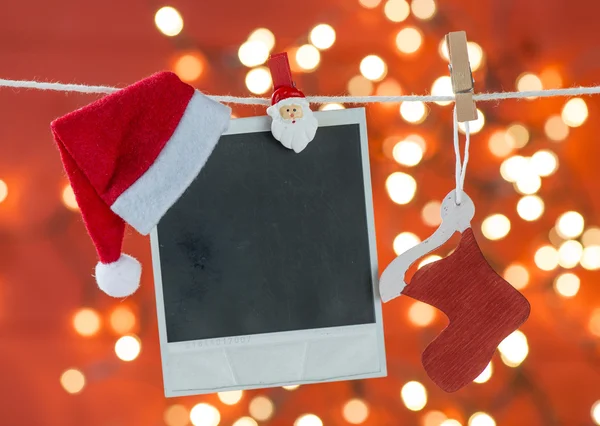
left=266, top=52, right=318, bottom=153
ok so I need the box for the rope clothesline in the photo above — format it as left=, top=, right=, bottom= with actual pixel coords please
left=2, top=78, right=600, bottom=105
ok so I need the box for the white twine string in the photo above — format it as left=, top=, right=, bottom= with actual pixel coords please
left=2, top=78, right=600, bottom=104
left=452, top=107, right=470, bottom=205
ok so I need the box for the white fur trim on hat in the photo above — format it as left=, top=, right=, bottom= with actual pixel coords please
left=95, top=254, right=142, bottom=298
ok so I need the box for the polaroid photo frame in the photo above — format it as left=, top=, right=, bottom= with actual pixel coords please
left=150, top=108, right=386, bottom=397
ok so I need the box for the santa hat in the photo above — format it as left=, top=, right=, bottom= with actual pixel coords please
left=51, top=71, right=231, bottom=297
left=267, top=86, right=309, bottom=116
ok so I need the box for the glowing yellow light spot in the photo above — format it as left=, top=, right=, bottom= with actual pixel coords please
left=562, top=98, right=588, bottom=127
left=282, top=384, right=300, bottom=390
left=309, top=24, right=336, bottom=50
left=248, top=28, right=275, bottom=52
left=401, top=381, right=427, bottom=411
left=556, top=211, right=585, bottom=239
left=441, top=420, right=463, bottom=426
left=516, top=73, right=543, bottom=97
left=408, top=301, right=436, bottom=326
left=589, top=309, right=600, bottom=337
left=218, top=390, right=243, bottom=405
left=514, top=172, right=541, bottom=195
left=348, top=75, right=374, bottom=96
left=396, top=27, right=423, bottom=54
left=294, top=414, right=323, bottom=426
left=60, top=368, right=86, bottom=394
left=296, top=44, right=321, bottom=71
left=249, top=396, right=274, bottom=421
left=540, top=68, right=562, bottom=89
left=423, top=411, right=448, bottom=426
left=558, top=240, right=583, bottom=269
left=360, top=55, right=387, bottom=81
left=72, top=308, right=101, bottom=337
left=488, top=131, right=515, bottom=158
left=393, top=139, right=424, bottom=166
left=400, top=101, right=427, bottom=124
left=473, top=362, right=493, bottom=384
left=422, top=200, right=441, bottom=227
left=384, top=0, right=410, bottom=22
left=531, top=150, right=558, bottom=177
left=393, top=232, right=421, bottom=255
left=506, top=124, right=530, bottom=148
left=503, top=264, right=529, bottom=290
left=418, top=255, right=441, bottom=269
left=359, top=0, right=382, bottom=8
left=554, top=272, right=580, bottom=298
left=534, top=245, right=559, bottom=271
left=320, top=103, right=345, bottom=111
left=439, top=38, right=449, bottom=61
left=342, top=399, right=369, bottom=424
left=62, top=184, right=78, bottom=210
left=164, top=405, right=189, bottom=426
left=500, top=156, right=528, bottom=182
left=544, top=115, right=569, bottom=142
left=238, top=40, right=270, bottom=67
left=467, top=42, right=484, bottom=71
left=581, top=246, right=600, bottom=270
left=431, top=76, right=453, bottom=106
left=386, top=172, right=417, bottom=205
left=481, top=214, right=511, bottom=240
left=411, top=0, right=436, bottom=20
left=109, top=306, right=136, bottom=334
left=154, top=6, right=184, bottom=37
left=0, top=179, right=7, bottom=204
left=114, top=335, right=141, bottom=362
left=458, top=109, right=484, bottom=134
left=583, top=227, right=600, bottom=247
left=498, top=330, right=528, bottom=367
left=190, top=403, right=220, bottom=426
left=376, top=78, right=402, bottom=96
left=468, top=412, right=496, bottom=426
left=517, top=195, right=544, bottom=222
left=592, top=401, right=600, bottom=425
left=233, top=417, right=258, bottom=426
left=245, top=67, right=272, bottom=95
left=173, top=54, right=204, bottom=82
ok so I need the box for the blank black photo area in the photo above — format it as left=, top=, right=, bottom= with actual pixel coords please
left=156, top=121, right=376, bottom=343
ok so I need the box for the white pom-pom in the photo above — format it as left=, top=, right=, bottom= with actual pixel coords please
left=95, top=254, right=141, bottom=298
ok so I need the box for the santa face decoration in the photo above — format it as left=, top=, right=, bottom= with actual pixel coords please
left=267, top=95, right=318, bottom=153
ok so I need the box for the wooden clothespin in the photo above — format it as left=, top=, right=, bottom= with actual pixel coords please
left=446, top=31, right=478, bottom=122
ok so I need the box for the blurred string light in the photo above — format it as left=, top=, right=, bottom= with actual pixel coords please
left=581, top=246, right=600, bottom=270
left=359, top=0, right=382, bottom=8
left=589, top=309, right=600, bottom=337
left=548, top=227, right=566, bottom=247
left=458, top=109, right=484, bottom=133
left=500, top=155, right=528, bottom=182
left=114, top=335, right=141, bottom=361
left=554, top=272, right=580, bottom=297
left=517, top=195, right=544, bottom=221
left=320, top=103, right=345, bottom=111
left=431, top=76, right=453, bottom=106
left=534, top=245, right=559, bottom=271
left=408, top=301, right=436, bottom=326
left=506, top=123, right=530, bottom=148
left=72, top=308, right=101, bottom=337
left=376, top=78, right=402, bottom=96
left=164, top=405, right=189, bottom=426
left=441, top=420, right=462, bottom=426
left=401, top=381, right=427, bottom=411
left=544, top=115, right=569, bottom=141
left=503, top=264, right=529, bottom=290
left=60, top=368, right=85, bottom=394
left=249, top=396, right=274, bottom=421
left=481, top=214, right=510, bottom=240
left=238, top=40, right=270, bottom=67
left=469, top=412, right=496, bottom=426
left=190, top=403, right=220, bottom=426
left=173, top=53, right=204, bottom=82
left=348, top=75, right=374, bottom=96
left=418, top=254, right=441, bottom=269
left=516, top=72, right=543, bottom=98
left=592, top=401, right=600, bottom=426
left=62, top=184, right=78, bottom=210
left=342, top=399, right=369, bottom=424
left=309, top=24, right=336, bottom=50
left=558, top=240, right=583, bottom=268
left=423, top=411, right=448, bottom=426
left=467, top=42, right=484, bottom=71
left=396, top=27, right=423, bottom=54
left=473, top=362, right=493, bottom=384
left=282, top=384, right=300, bottom=390
left=540, top=68, right=563, bottom=89
left=218, top=390, right=243, bottom=405
left=110, top=306, right=136, bottom=334
left=583, top=227, right=600, bottom=246
left=556, top=211, right=584, bottom=239
left=438, top=39, right=450, bottom=61
left=233, top=417, right=258, bottom=426
left=245, top=67, right=272, bottom=94
left=384, top=0, right=410, bottom=22
left=0, top=179, right=6, bottom=203
left=531, top=150, right=558, bottom=176
left=422, top=200, right=442, bottom=226
left=386, top=172, right=417, bottom=205
left=562, top=98, right=588, bottom=127
left=360, top=55, right=387, bottom=81
left=400, top=101, right=427, bottom=123
left=514, top=171, right=541, bottom=195
left=294, top=414, right=323, bottom=426
left=393, top=232, right=421, bottom=255
left=498, top=330, right=529, bottom=367
left=296, top=44, right=321, bottom=71
left=393, top=138, right=424, bottom=166
left=488, top=130, right=515, bottom=158
left=411, top=0, right=436, bottom=20
left=248, top=28, right=276, bottom=51
left=154, top=6, right=184, bottom=37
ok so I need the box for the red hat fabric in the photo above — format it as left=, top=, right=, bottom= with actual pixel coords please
left=271, top=85, right=306, bottom=106
left=51, top=71, right=231, bottom=297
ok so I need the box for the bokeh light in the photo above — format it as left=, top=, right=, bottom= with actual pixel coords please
left=62, top=184, right=78, bottom=210
left=109, top=306, right=136, bottom=334
left=592, top=401, right=600, bottom=425
left=516, top=72, right=543, bottom=94
left=400, top=101, right=427, bottom=123
left=517, top=195, right=544, bottom=221
left=531, top=150, right=558, bottom=176
left=544, top=115, right=569, bottom=141
left=514, top=172, right=541, bottom=195
left=418, top=254, right=442, bottom=269
left=411, top=0, right=436, bottom=20
left=498, top=330, right=529, bottom=367
left=473, top=362, right=493, bottom=384
left=481, top=214, right=511, bottom=240
left=534, top=245, right=559, bottom=271
left=423, top=411, right=448, bottom=426
left=376, top=78, right=402, bottom=96
left=296, top=44, right=321, bottom=71
left=218, top=390, right=243, bottom=405
left=342, top=399, right=369, bottom=424
left=590, top=309, right=600, bottom=337
left=173, top=53, right=204, bottom=82
left=359, top=0, right=382, bottom=8
left=360, top=55, right=387, bottom=81
left=294, top=414, right=323, bottom=426
left=190, top=403, right=220, bottom=426
left=458, top=109, right=484, bottom=133
left=401, top=381, right=427, bottom=411
left=500, top=156, right=528, bottom=182
left=562, top=98, right=588, bottom=127
left=238, top=41, right=269, bottom=68
left=503, top=264, right=529, bottom=290
left=320, top=103, right=345, bottom=111
left=431, top=76, right=453, bottom=106
left=467, top=42, right=484, bottom=71
left=154, top=6, right=184, bottom=37
left=581, top=246, right=600, bottom=270
left=556, top=211, right=585, bottom=239
left=558, top=240, right=583, bottom=269
left=348, top=75, right=374, bottom=96
left=248, top=28, right=275, bottom=51
left=408, top=301, right=436, bottom=326
left=469, top=412, right=496, bottom=426
left=384, top=0, right=410, bottom=22
left=233, top=417, right=258, bottom=426
left=393, top=232, right=421, bottom=255
left=164, top=405, right=189, bottom=426
left=309, top=24, right=336, bottom=50
left=245, top=67, right=272, bottom=94
left=386, top=172, right=417, bottom=205
left=396, top=27, right=423, bottom=54
left=0, top=179, right=7, bottom=203
left=488, top=130, right=515, bottom=158
left=554, top=272, right=580, bottom=297
left=441, top=419, right=463, bottom=426
left=60, top=368, right=85, bottom=394
left=438, top=38, right=449, bottom=61
left=540, top=68, right=563, bottom=88
left=249, top=396, right=274, bottom=421
left=506, top=123, right=530, bottom=148
left=422, top=200, right=442, bottom=227
left=583, top=227, right=600, bottom=246
left=393, top=139, right=424, bottom=166
left=114, top=335, right=141, bottom=362
left=282, top=384, right=300, bottom=390
left=72, top=308, right=101, bottom=337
